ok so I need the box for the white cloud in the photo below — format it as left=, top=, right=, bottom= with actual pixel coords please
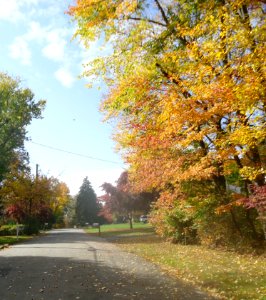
left=9, top=37, right=31, bottom=65
left=42, top=30, right=67, bottom=62
left=0, top=0, right=23, bottom=21
left=54, top=67, right=75, bottom=88
left=31, top=1, right=67, bottom=19
left=5, top=3, right=85, bottom=79
left=24, top=22, right=69, bottom=62
left=8, top=21, right=69, bottom=66
left=0, top=0, right=39, bottom=22
left=26, top=21, right=46, bottom=41
left=7, top=21, right=44, bottom=65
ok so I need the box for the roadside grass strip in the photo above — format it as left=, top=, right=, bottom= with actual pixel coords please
left=85, top=223, right=153, bottom=237
left=86, top=224, right=266, bottom=300
left=0, top=236, right=32, bottom=247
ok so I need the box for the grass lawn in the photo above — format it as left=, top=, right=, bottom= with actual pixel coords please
left=85, top=222, right=153, bottom=238
left=0, top=235, right=32, bottom=246
left=86, top=223, right=266, bottom=300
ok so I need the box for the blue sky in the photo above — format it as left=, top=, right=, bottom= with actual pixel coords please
left=0, top=0, right=125, bottom=195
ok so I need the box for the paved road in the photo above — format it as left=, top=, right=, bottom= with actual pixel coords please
left=0, top=229, right=216, bottom=300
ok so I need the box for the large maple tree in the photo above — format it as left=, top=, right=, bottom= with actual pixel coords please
left=69, top=1, right=265, bottom=243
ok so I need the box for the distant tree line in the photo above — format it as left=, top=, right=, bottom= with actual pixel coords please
left=0, top=72, right=72, bottom=233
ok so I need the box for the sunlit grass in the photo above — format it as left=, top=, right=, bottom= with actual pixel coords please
left=86, top=224, right=266, bottom=300
left=115, top=235, right=266, bottom=300
left=85, top=222, right=153, bottom=237
left=0, top=235, right=32, bottom=246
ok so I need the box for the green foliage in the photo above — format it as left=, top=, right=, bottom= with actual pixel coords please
left=150, top=179, right=265, bottom=248
left=0, top=72, right=45, bottom=182
left=165, top=207, right=197, bottom=244
left=0, top=224, right=17, bottom=236
left=0, top=235, right=31, bottom=245
left=23, top=217, right=40, bottom=235
left=64, top=196, right=77, bottom=227
left=76, top=177, right=100, bottom=225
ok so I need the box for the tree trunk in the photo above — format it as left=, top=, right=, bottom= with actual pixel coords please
left=230, top=209, right=243, bottom=237
left=245, top=209, right=261, bottom=241
left=128, top=213, right=133, bottom=230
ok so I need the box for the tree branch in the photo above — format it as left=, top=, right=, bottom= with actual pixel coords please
left=127, top=16, right=167, bottom=27
left=155, top=62, right=191, bottom=98
left=205, top=134, right=215, bottom=147
left=154, top=0, right=169, bottom=25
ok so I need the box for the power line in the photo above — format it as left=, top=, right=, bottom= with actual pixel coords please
left=29, top=141, right=122, bottom=165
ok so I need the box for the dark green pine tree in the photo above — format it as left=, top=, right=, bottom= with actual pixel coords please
left=76, top=177, right=100, bottom=225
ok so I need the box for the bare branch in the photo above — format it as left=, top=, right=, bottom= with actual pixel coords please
left=154, top=0, right=169, bottom=25
left=127, top=16, right=167, bottom=27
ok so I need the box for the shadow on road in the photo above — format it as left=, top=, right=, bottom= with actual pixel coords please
left=0, top=254, right=215, bottom=300
left=0, top=229, right=217, bottom=300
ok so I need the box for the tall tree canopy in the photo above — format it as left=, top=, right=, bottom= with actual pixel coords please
left=0, top=72, right=45, bottom=182
left=101, top=171, right=154, bottom=228
left=76, top=177, right=100, bottom=225
left=69, top=1, right=266, bottom=244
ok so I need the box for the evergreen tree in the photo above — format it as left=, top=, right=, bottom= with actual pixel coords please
left=76, top=177, right=100, bottom=225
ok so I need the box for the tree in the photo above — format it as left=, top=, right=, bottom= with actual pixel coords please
left=0, top=72, right=45, bottom=182
left=69, top=1, right=265, bottom=245
left=101, top=171, right=155, bottom=229
left=49, top=179, right=71, bottom=227
left=76, top=177, right=100, bottom=225
left=64, top=196, right=78, bottom=227
left=101, top=181, right=135, bottom=228
left=1, top=171, right=51, bottom=233
left=0, top=167, right=70, bottom=233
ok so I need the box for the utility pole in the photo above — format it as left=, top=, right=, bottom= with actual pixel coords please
left=36, top=164, right=39, bottom=180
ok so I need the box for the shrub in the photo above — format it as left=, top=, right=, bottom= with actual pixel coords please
left=0, top=225, right=17, bottom=236
left=23, top=217, right=40, bottom=235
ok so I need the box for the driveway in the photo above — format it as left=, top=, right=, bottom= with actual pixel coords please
left=0, top=229, right=216, bottom=299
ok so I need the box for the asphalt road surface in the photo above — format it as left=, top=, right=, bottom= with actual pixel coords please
left=0, top=229, right=216, bottom=300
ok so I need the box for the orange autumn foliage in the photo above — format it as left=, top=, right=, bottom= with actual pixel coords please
left=69, top=0, right=266, bottom=243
